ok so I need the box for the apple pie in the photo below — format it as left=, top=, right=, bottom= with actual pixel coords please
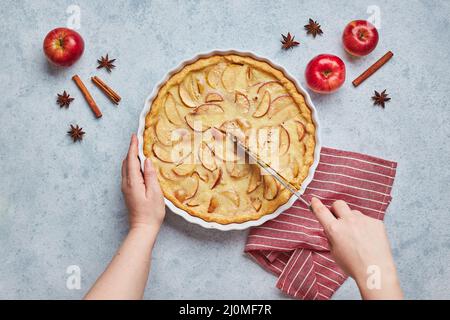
left=143, top=54, right=316, bottom=224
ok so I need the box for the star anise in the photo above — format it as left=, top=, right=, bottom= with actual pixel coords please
left=67, top=124, right=85, bottom=142
left=57, top=91, right=74, bottom=108
left=97, top=54, right=116, bottom=72
left=281, top=32, right=300, bottom=50
left=304, top=18, right=323, bottom=38
left=372, top=90, right=391, bottom=108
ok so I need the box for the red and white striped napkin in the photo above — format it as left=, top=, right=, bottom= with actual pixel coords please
left=245, top=147, right=397, bottom=300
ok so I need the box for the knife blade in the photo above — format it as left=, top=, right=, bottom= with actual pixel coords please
left=226, top=132, right=312, bottom=210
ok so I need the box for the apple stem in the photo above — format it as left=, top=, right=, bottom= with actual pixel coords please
left=322, top=70, right=331, bottom=78
left=358, top=31, right=365, bottom=40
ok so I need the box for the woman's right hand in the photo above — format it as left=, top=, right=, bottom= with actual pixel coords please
left=310, top=197, right=403, bottom=299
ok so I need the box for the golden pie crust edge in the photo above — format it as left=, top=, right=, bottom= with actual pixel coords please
left=143, top=54, right=316, bottom=224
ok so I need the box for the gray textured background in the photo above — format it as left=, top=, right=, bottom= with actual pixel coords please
left=0, top=0, right=449, bottom=299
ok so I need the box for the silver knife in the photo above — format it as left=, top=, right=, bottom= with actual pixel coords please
left=226, top=132, right=312, bottom=210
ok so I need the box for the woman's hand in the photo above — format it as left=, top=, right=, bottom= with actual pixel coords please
left=121, top=134, right=165, bottom=231
left=85, top=134, right=166, bottom=300
left=310, top=197, right=402, bottom=299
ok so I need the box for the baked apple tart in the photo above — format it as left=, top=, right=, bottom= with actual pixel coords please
left=143, top=54, right=316, bottom=224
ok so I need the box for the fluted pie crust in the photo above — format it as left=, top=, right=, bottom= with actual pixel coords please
left=143, top=54, right=316, bottom=224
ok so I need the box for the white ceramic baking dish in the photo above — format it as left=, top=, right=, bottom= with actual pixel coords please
left=137, top=50, right=321, bottom=231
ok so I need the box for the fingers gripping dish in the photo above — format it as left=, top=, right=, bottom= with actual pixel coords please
left=143, top=54, right=316, bottom=224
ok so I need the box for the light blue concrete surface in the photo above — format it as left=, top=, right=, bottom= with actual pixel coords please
left=0, top=0, right=449, bottom=299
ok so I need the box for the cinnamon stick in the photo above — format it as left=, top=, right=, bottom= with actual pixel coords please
left=352, top=51, right=394, bottom=87
left=91, top=76, right=121, bottom=105
left=72, top=75, right=102, bottom=118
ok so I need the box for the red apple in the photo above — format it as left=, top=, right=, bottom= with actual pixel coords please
left=342, top=20, right=379, bottom=56
left=43, top=27, right=84, bottom=67
left=305, top=54, right=346, bottom=94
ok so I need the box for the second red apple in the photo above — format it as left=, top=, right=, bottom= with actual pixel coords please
left=305, top=54, right=346, bottom=94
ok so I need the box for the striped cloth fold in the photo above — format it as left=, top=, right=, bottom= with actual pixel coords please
left=244, top=147, right=397, bottom=300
